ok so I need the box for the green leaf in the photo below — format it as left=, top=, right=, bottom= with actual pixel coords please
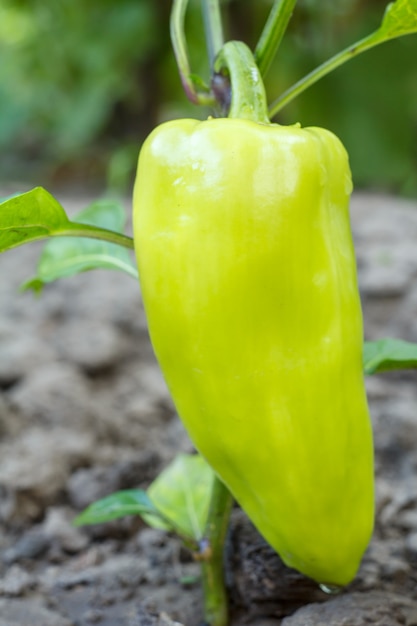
left=363, top=338, right=417, bottom=375
left=73, top=455, right=215, bottom=541
left=377, top=0, right=417, bottom=39
left=0, top=187, right=134, bottom=254
left=22, top=198, right=138, bottom=292
left=73, top=489, right=163, bottom=526
left=145, top=454, right=215, bottom=541
left=0, top=187, right=71, bottom=252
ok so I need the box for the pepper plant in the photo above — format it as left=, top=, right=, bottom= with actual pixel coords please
left=1, top=1, right=417, bottom=625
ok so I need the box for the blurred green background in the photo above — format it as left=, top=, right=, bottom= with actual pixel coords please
left=0, top=0, right=416, bottom=195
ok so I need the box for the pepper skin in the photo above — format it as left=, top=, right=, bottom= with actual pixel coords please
left=133, top=117, right=374, bottom=586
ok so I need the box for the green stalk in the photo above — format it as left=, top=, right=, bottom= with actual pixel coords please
left=170, top=0, right=215, bottom=105
left=200, top=475, right=234, bottom=626
left=213, top=41, right=270, bottom=123
left=202, top=0, right=224, bottom=68
left=255, top=0, right=297, bottom=78
left=59, top=222, right=134, bottom=249
left=268, top=31, right=385, bottom=117
left=170, top=0, right=198, bottom=103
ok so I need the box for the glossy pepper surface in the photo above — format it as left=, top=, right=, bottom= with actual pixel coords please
left=133, top=112, right=374, bottom=586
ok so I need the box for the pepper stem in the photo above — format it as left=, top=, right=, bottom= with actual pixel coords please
left=200, top=475, right=234, bottom=626
left=213, top=41, right=270, bottom=124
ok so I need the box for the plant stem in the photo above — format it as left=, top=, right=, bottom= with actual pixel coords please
left=254, top=0, right=297, bottom=78
left=268, top=31, right=381, bottom=117
left=202, top=0, right=224, bottom=68
left=60, top=222, right=135, bottom=249
left=170, top=0, right=215, bottom=105
left=213, top=41, right=270, bottom=123
left=170, top=0, right=197, bottom=103
left=200, top=475, right=234, bottom=626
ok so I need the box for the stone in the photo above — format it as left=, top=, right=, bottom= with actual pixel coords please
left=0, top=597, right=74, bottom=626
left=2, top=531, right=49, bottom=564
left=55, top=319, right=125, bottom=373
left=0, top=565, right=35, bottom=596
left=405, top=532, right=417, bottom=556
left=41, top=507, right=89, bottom=554
left=0, top=427, right=94, bottom=522
left=0, top=331, right=56, bottom=386
left=281, top=591, right=417, bottom=625
left=8, top=362, right=94, bottom=428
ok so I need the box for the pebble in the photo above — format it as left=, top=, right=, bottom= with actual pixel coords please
left=0, top=565, right=34, bottom=596
left=0, top=333, right=56, bottom=386
left=42, top=554, right=147, bottom=591
left=0, top=427, right=94, bottom=522
left=41, top=507, right=89, bottom=554
left=2, top=532, right=49, bottom=564
left=397, top=509, right=417, bottom=531
left=0, top=597, right=74, bottom=626
left=406, top=532, right=417, bottom=556
left=55, top=319, right=125, bottom=372
left=281, top=590, right=417, bottom=625
left=8, top=362, right=94, bottom=428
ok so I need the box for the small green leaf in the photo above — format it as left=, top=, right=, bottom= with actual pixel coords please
left=22, top=198, right=137, bottom=292
left=73, top=455, right=215, bottom=541
left=0, top=187, right=134, bottom=255
left=145, top=454, right=215, bottom=541
left=378, top=0, right=417, bottom=39
left=0, top=187, right=70, bottom=252
left=73, top=489, right=162, bottom=526
left=363, top=338, right=417, bottom=375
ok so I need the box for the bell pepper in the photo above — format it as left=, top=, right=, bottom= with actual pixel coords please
left=132, top=42, right=374, bottom=586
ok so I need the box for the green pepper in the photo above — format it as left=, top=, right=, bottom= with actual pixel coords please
left=133, top=42, right=374, bottom=586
